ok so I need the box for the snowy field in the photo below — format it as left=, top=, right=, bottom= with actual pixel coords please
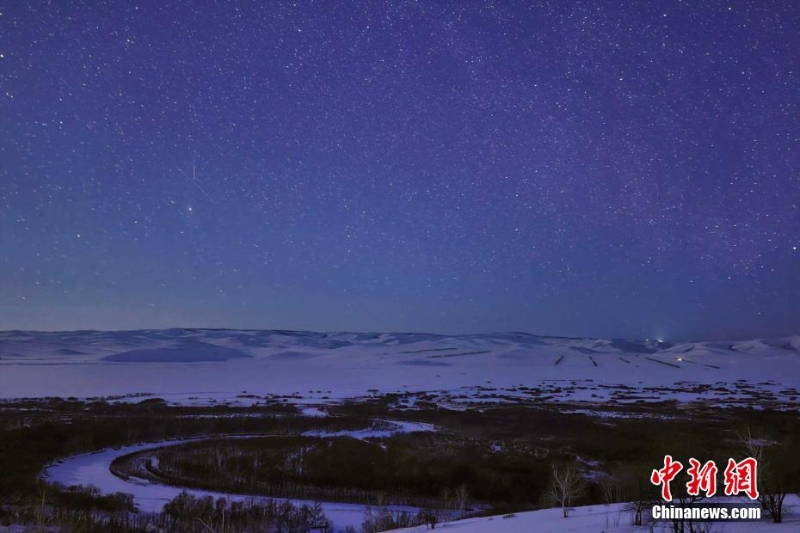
left=3, top=329, right=799, bottom=532
left=395, top=496, right=800, bottom=532
left=1, top=329, right=799, bottom=410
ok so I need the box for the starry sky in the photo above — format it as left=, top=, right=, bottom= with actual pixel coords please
left=1, top=1, right=798, bottom=340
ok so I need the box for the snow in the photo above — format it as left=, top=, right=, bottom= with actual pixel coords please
left=305, top=420, right=434, bottom=440
left=301, top=406, right=329, bottom=417
left=6, top=329, right=799, bottom=531
left=1, top=329, right=798, bottom=410
left=42, top=420, right=432, bottom=532
left=395, top=497, right=800, bottom=532
left=102, top=342, right=250, bottom=362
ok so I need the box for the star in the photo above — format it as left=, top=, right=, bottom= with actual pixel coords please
left=0, top=0, right=796, bottom=338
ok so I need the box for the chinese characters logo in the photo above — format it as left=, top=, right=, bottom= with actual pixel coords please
left=651, top=455, right=758, bottom=501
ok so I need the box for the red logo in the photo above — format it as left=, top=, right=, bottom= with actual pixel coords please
left=686, top=458, right=718, bottom=497
left=651, top=456, right=758, bottom=501
left=651, top=455, right=683, bottom=501
left=723, top=457, right=759, bottom=500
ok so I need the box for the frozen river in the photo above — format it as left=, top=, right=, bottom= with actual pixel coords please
left=43, top=420, right=434, bottom=532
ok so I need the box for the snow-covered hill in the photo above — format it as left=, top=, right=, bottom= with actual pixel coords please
left=1, top=329, right=798, bottom=408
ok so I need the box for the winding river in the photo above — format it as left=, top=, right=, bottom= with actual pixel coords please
left=43, top=420, right=434, bottom=532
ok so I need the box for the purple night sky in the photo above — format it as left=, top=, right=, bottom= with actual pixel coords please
left=1, top=1, right=798, bottom=340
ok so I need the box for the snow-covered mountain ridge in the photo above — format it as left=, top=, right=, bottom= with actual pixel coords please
left=1, top=329, right=798, bottom=408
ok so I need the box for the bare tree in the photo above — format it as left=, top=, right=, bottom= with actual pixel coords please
left=666, top=494, right=712, bottom=533
left=738, top=426, right=789, bottom=523
left=420, top=508, right=439, bottom=529
left=453, top=484, right=470, bottom=518
left=440, top=487, right=451, bottom=513
left=550, top=464, right=586, bottom=518
left=616, top=463, right=659, bottom=527
left=599, top=474, right=622, bottom=505
left=34, top=486, right=51, bottom=533
left=738, top=426, right=764, bottom=468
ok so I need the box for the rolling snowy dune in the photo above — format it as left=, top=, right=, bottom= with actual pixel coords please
left=1, top=329, right=799, bottom=409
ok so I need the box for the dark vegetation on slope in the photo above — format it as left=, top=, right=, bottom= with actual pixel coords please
left=1, top=395, right=800, bottom=531
left=110, top=396, right=800, bottom=515
left=0, top=397, right=357, bottom=503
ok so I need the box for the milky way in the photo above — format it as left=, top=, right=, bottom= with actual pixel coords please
left=1, top=1, right=798, bottom=339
